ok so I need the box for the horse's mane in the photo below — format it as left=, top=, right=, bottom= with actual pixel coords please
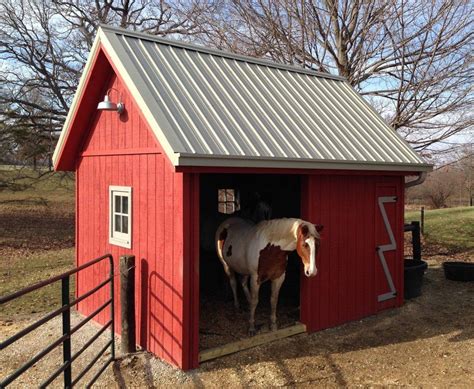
left=256, top=218, right=317, bottom=241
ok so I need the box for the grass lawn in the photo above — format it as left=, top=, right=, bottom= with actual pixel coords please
left=0, top=248, right=75, bottom=317
left=0, top=167, right=75, bottom=318
left=405, top=206, right=474, bottom=253
left=0, top=166, right=74, bottom=204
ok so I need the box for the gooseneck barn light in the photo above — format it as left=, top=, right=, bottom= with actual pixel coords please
left=97, top=88, right=124, bottom=114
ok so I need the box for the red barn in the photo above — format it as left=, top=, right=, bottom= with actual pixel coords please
left=53, top=25, right=431, bottom=370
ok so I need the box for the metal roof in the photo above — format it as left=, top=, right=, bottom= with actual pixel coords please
left=54, top=25, right=432, bottom=172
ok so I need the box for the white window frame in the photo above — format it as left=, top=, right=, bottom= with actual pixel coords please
left=109, top=186, right=132, bottom=248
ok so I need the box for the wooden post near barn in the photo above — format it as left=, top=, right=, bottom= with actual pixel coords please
left=420, top=207, right=425, bottom=235
left=120, top=255, right=136, bottom=354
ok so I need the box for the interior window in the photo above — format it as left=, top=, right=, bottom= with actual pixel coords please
left=218, top=189, right=240, bottom=214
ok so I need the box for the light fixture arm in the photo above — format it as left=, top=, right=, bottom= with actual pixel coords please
left=106, top=87, right=124, bottom=114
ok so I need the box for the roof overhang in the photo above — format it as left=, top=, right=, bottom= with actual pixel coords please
left=176, top=153, right=433, bottom=172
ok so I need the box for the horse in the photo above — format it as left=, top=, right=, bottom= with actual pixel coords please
left=215, top=217, right=323, bottom=335
left=242, top=192, right=272, bottom=223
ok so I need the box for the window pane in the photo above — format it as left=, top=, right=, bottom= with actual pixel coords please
left=218, top=189, right=226, bottom=202
left=115, top=195, right=121, bottom=213
left=115, top=214, right=122, bottom=232
left=122, top=216, right=128, bottom=233
left=226, top=202, right=235, bottom=214
left=226, top=189, right=235, bottom=201
left=218, top=202, right=226, bottom=213
left=122, top=196, right=128, bottom=214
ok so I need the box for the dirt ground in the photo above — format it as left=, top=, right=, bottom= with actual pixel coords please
left=1, top=253, right=473, bottom=388
left=0, top=313, right=114, bottom=388
left=106, top=255, right=474, bottom=388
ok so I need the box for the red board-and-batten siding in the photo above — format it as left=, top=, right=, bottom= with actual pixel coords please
left=76, top=73, right=197, bottom=369
left=75, top=61, right=404, bottom=370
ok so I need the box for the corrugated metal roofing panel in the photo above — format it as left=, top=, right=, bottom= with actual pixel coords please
left=54, top=25, right=432, bottom=172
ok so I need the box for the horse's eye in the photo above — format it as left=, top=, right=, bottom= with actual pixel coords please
left=303, top=243, right=309, bottom=248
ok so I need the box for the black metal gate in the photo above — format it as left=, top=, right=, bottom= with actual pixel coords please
left=0, top=254, right=115, bottom=388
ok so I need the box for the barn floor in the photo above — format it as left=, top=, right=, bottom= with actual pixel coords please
left=2, top=254, right=473, bottom=387
left=200, top=290, right=300, bottom=350
left=199, top=255, right=302, bottom=351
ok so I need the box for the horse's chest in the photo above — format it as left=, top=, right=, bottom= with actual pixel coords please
left=257, top=243, right=290, bottom=284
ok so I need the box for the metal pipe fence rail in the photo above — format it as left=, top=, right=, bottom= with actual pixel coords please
left=0, top=254, right=115, bottom=388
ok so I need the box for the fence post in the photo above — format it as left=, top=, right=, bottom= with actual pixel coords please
left=411, top=221, right=421, bottom=261
left=110, top=255, right=115, bottom=362
left=420, top=207, right=425, bottom=235
left=120, top=255, right=136, bottom=354
left=61, top=276, right=72, bottom=388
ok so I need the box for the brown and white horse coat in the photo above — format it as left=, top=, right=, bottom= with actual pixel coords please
left=215, top=217, right=322, bottom=335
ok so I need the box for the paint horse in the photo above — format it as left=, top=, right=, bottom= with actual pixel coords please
left=215, top=217, right=323, bottom=335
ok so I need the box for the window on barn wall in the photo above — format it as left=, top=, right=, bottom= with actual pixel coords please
left=109, top=186, right=132, bottom=248
left=218, top=189, right=240, bottom=214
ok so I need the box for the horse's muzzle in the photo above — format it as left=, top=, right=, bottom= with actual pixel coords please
left=304, top=269, right=317, bottom=277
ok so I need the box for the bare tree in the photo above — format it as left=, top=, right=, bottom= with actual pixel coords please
left=200, top=0, right=474, bottom=155
left=0, top=0, right=69, bottom=172
left=1, top=0, right=472, bottom=173
left=53, top=0, right=217, bottom=49
left=0, top=0, right=217, bottom=177
left=422, top=167, right=459, bottom=208
left=456, top=143, right=474, bottom=206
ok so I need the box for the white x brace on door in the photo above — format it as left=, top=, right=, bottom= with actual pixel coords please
left=377, top=196, right=397, bottom=302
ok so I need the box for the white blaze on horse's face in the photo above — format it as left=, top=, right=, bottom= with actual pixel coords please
left=296, top=224, right=320, bottom=278
left=305, top=237, right=317, bottom=277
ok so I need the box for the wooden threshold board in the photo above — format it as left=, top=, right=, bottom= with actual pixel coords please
left=199, top=322, right=306, bottom=363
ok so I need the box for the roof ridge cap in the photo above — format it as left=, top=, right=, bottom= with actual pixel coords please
left=98, top=24, right=345, bottom=82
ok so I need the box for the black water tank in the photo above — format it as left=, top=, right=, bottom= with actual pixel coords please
left=443, top=262, right=474, bottom=282
left=404, top=259, right=428, bottom=299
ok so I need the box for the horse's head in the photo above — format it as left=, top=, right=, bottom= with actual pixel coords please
left=296, top=223, right=323, bottom=277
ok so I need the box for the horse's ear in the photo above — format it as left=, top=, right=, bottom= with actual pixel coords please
left=315, top=224, right=324, bottom=233
left=297, top=224, right=309, bottom=238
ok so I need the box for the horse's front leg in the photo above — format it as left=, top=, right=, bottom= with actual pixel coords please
left=248, top=274, right=260, bottom=336
left=270, top=272, right=286, bottom=331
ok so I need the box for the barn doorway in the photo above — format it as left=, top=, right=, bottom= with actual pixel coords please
left=198, top=173, right=303, bottom=355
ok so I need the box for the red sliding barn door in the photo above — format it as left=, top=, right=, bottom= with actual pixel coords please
left=301, top=174, right=404, bottom=332
left=301, top=174, right=377, bottom=332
